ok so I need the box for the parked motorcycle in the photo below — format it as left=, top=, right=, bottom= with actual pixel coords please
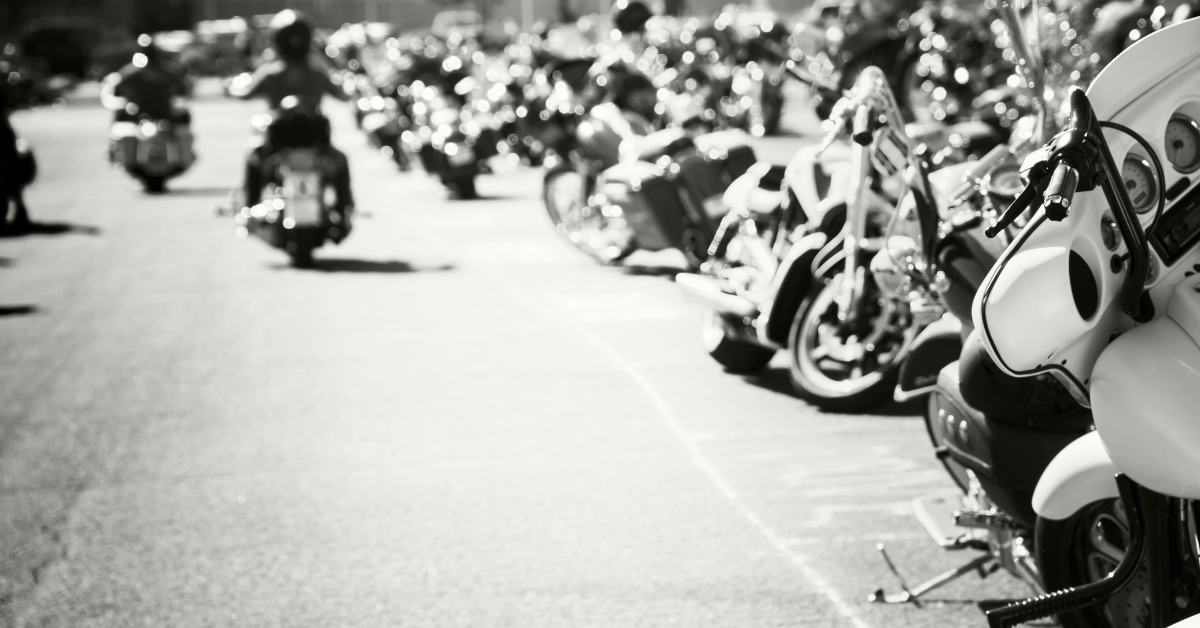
left=974, top=16, right=1200, bottom=627
left=679, top=60, right=1005, bottom=410
left=406, top=72, right=500, bottom=199
left=234, top=102, right=351, bottom=267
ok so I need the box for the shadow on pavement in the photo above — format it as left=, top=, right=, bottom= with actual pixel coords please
left=0, top=305, right=39, bottom=317
left=278, top=259, right=456, bottom=274
left=0, top=222, right=101, bottom=238
left=742, top=366, right=923, bottom=416
left=165, top=187, right=233, bottom=198
left=618, top=264, right=683, bottom=279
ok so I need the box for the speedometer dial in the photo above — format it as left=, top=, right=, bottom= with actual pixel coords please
left=1166, top=114, right=1200, bottom=173
left=1122, top=155, right=1158, bottom=214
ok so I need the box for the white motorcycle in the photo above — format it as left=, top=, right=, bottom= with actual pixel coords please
left=976, top=17, right=1200, bottom=628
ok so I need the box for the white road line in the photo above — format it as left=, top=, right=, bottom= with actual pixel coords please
left=402, top=216, right=872, bottom=628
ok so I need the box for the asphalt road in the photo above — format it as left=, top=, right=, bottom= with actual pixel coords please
left=0, top=88, right=1030, bottom=627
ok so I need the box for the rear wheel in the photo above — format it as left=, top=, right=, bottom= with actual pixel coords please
left=787, top=272, right=911, bottom=412
left=702, top=310, right=774, bottom=374
left=923, top=393, right=971, bottom=492
left=142, top=176, right=166, bottom=194
left=286, top=241, right=315, bottom=268
left=680, top=227, right=710, bottom=271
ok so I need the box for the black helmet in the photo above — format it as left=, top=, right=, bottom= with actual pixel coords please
left=613, top=0, right=654, bottom=35
left=270, top=9, right=315, bottom=63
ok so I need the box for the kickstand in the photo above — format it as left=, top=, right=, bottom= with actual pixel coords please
left=869, top=543, right=996, bottom=606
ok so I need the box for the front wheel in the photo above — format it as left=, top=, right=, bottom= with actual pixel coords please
left=543, top=169, right=634, bottom=264
left=786, top=272, right=911, bottom=412
left=1036, top=498, right=1151, bottom=628
left=702, top=310, right=774, bottom=374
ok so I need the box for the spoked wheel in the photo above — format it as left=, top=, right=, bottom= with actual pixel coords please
left=702, top=309, right=774, bottom=374
left=1037, top=498, right=1156, bottom=628
left=543, top=169, right=633, bottom=264
left=787, top=271, right=915, bottom=412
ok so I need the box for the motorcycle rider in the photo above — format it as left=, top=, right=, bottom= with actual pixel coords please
left=0, top=87, right=34, bottom=228
left=233, top=9, right=353, bottom=219
left=102, top=36, right=196, bottom=169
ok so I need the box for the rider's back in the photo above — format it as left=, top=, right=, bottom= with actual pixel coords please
left=246, top=61, right=337, bottom=110
left=114, top=63, right=188, bottom=120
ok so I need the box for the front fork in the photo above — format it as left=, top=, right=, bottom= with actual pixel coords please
left=836, top=135, right=873, bottom=325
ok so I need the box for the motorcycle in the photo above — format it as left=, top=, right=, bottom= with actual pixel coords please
left=406, top=73, right=500, bottom=200
left=970, top=17, right=1200, bottom=628
left=234, top=102, right=351, bottom=267
left=543, top=87, right=757, bottom=269
left=678, top=60, right=1005, bottom=411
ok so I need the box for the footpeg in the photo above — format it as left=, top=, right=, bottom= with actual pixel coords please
left=953, top=509, right=1019, bottom=530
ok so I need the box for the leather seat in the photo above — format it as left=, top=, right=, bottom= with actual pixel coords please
left=631, top=128, right=694, bottom=162
left=958, top=330, right=1093, bottom=431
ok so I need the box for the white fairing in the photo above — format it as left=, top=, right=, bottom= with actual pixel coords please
left=975, top=18, right=1200, bottom=403
left=1091, top=281, right=1200, bottom=500
left=784, top=141, right=853, bottom=226
left=1031, top=431, right=1119, bottom=521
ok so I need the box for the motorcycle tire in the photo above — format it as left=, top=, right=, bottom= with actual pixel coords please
left=786, top=275, right=904, bottom=413
left=142, top=176, right=166, bottom=194
left=448, top=177, right=476, bottom=200
left=702, top=310, right=774, bottom=374
left=1036, top=498, right=1152, bottom=628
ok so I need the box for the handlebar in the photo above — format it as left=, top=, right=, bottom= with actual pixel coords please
left=1042, top=162, right=1079, bottom=221
left=985, top=89, right=1151, bottom=321
left=852, top=104, right=873, bottom=146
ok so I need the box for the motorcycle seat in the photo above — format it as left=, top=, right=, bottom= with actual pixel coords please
left=628, top=128, right=694, bottom=162
left=958, top=330, right=1093, bottom=432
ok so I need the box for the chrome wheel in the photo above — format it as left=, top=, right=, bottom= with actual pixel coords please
left=543, top=170, right=633, bottom=263
left=787, top=271, right=915, bottom=411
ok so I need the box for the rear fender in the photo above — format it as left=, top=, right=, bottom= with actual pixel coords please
left=759, top=231, right=827, bottom=347
left=895, top=314, right=963, bottom=402
left=1031, top=431, right=1120, bottom=521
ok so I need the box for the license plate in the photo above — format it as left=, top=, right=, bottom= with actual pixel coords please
left=448, top=148, right=475, bottom=167
left=284, top=171, right=322, bottom=226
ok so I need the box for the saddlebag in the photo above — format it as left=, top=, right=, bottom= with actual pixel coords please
left=597, top=160, right=690, bottom=252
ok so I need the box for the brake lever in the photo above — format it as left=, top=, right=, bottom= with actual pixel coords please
left=985, top=174, right=1050, bottom=238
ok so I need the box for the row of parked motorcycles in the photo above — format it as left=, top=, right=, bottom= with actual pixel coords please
left=667, top=1, right=1200, bottom=627
left=330, top=0, right=1200, bottom=622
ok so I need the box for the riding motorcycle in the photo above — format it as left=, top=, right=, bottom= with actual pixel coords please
left=971, top=17, right=1200, bottom=628
left=234, top=102, right=351, bottom=267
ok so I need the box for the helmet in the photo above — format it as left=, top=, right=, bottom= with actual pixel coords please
left=134, top=33, right=164, bottom=67
left=613, top=0, right=653, bottom=35
left=270, top=9, right=315, bottom=63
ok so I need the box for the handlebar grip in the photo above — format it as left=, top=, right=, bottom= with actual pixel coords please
left=852, top=104, right=873, bottom=146
left=1043, top=162, right=1080, bottom=221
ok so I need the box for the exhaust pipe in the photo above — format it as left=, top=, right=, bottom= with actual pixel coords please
left=676, top=273, right=758, bottom=318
